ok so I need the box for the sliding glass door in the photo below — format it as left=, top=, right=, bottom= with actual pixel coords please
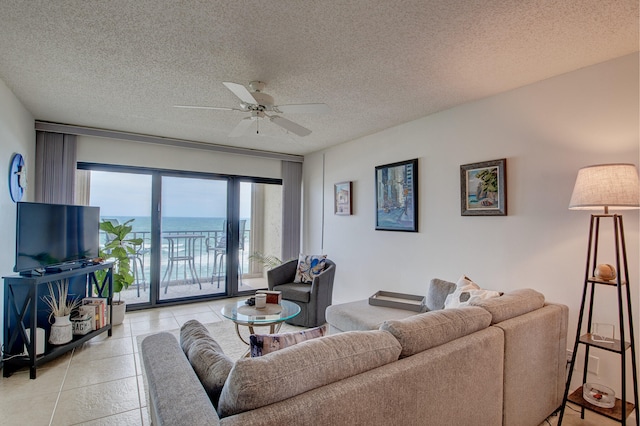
left=77, top=164, right=282, bottom=309
left=80, top=169, right=153, bottom=306
left=159, top=176, right=227, bottom=301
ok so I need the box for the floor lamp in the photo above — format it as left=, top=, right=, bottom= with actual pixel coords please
left=559, top=163, right=639, bottom=425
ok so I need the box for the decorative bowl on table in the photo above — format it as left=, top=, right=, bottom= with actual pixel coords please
left=583, top=383, right=615, bottom=408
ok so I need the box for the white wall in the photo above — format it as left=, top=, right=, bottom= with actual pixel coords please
left=0, top=78, right=35, bottom=343
left=303, top=53, right=639, bottom=404
left=76, top=136, right=282, bottom=179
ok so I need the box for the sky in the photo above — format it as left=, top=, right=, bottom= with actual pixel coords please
left=89, top=171, right=251, bottom=217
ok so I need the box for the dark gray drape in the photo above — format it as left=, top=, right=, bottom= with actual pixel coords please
left=281, top=160, right=302, bottom=261
left=35, top=131, right=77, bottom=204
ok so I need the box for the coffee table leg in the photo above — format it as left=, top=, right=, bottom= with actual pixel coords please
left=234, top=322, right=251, bottom=346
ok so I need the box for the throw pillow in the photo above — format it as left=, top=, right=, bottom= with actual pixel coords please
left=293, top=254, right=327, bottom=283
left=249, top=325, right=327, bottom=357
left=443, top=275, right=501, bottom=309
left=426, top=278, right=457, bottom=311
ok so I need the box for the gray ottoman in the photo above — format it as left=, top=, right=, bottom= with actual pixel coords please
left=325, top=278, right=457, bottom=333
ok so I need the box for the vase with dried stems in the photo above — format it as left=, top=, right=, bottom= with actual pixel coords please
left=42, top=279, right=81, bottom=345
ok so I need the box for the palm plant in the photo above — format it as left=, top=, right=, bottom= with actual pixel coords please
left=249, top=252, right=284, bottom=270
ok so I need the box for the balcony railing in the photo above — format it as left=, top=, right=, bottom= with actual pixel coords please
left=101, top=228, right=255, bottom=302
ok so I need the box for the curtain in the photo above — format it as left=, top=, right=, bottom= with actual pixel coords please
left=35, top=131, right=77, bottom=204
left=281, top=160, right=302, bottom=261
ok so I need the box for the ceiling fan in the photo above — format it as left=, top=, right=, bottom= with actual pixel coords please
left=174, top=81, right=329, bottom=137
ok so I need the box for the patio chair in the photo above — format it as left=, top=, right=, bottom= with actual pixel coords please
left=205, top=219, right=246, bottom=288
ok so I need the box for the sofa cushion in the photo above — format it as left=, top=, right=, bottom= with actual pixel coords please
left=426, top=278, right=456, bottom=311
left=470, top=288, right=545, bottom=324
left=380, top=306, right=492, bottom=358
left=272, top=283, right=312, bottom=303
left=180, top=319, right=220, bottom=355
left=187, top=338, right=234, bottom=407
left=217, top=330, right=402, bottom=417
left=180, top=320, right=234, bottom=407
left=293, top=253, right=327, bottom=283
left=249, top=325, right=326, bottom=357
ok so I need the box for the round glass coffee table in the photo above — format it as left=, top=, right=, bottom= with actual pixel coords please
left=221, top=299, right=301, bottom=346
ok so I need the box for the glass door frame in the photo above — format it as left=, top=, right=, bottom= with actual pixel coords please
left=78, top=162, right=282, bottom=310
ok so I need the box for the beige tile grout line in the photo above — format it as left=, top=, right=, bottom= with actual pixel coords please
left=131, top=321, right=146, bottom=426
left=48, top=348, right=73, bottom=426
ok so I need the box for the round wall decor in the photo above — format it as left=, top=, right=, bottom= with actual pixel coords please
left=9, top=153, right=26, bottom=202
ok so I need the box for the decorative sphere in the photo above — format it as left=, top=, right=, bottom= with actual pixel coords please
left=595, top=264, right=616, bottom=281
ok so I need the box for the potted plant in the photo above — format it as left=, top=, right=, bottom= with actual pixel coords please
left=249, top=252, right=284, bottom=270
left=42, top=279, right=81, bottom=344
left=97, top=219, right=143, bottom=325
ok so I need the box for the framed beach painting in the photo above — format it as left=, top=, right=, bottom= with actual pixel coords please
left=334, top=181, right=352, bottom=215
left=460, top=158, right=507, bottom=216
left=375, top=158, right=418, bottom=232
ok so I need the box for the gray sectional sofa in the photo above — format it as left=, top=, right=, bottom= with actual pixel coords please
left=141, top=285, right=567, bottom=426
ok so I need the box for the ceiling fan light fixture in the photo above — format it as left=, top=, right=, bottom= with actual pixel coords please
left=177, top=81, right=327, bottom=137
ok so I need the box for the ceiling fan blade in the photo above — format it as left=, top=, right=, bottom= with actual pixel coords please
left=276, top=103, right=329, bottom=114
left=229, top=117, right=255, bottom=137
left=173, top=105, right=239, bottom=111
left=269, top=115, right=312, bottom=137
left=222, top=82, right=257, bottom=105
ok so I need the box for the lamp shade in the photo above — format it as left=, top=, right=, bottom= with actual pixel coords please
left=569, top=163, right=640, bottom=211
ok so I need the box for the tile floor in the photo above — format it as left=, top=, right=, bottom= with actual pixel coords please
left=0, top=297, right=240, bottom=426
left=0, top=297, right=633, bottom=425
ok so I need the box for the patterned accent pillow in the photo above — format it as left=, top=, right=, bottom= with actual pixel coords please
left=249, top=325, right=327, bottom=357
left=293, top=254, right=327, bottom=283
left=444, top=275, right=501, bottom=309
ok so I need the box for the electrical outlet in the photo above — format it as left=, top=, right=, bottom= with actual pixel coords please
left=587, top=355, right=599, bottom=375
left=565, top=350, right=599, bottom=375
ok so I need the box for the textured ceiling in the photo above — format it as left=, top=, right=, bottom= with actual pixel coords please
left=0, top=0, right=638, bottom=155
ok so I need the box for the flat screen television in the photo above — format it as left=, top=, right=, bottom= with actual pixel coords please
left=14, top=202, right=100, bottom=274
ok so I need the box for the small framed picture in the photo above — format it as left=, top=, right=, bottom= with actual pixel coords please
left=334, top=181, right=352, bottom=215
left=375, top=158, right=418, bottom=232
left=460, top=158, right=507, bottom=216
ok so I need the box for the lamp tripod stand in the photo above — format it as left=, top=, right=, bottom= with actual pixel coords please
left=558, top=212, right=639, bottom=425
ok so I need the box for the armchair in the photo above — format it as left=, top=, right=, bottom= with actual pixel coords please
left=267, top=258, right=336, bottom=327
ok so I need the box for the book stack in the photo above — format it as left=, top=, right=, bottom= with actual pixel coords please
left=80, top=297, right=108, bottom=330
left=256, top=290, right=282, bottom=304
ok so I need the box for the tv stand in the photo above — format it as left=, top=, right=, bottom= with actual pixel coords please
left=2, top=262, right=114, bottom=379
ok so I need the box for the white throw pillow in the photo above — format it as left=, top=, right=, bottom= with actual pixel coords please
left=444, top=275, right=500, bottom=309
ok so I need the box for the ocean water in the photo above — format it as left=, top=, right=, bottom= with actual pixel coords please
left=104, top=216, right=249, bottom=233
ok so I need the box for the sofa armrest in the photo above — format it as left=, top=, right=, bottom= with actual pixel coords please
left=141, top=332, right=220, bottom=426
left=267, top=259, right=298, bottom=289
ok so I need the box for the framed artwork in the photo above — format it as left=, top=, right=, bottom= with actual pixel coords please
left=375, top=158, right=418, bottom=232
left=460, top=158, right=507, bottom=216
left=334, top=181, right=352, bottom=215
